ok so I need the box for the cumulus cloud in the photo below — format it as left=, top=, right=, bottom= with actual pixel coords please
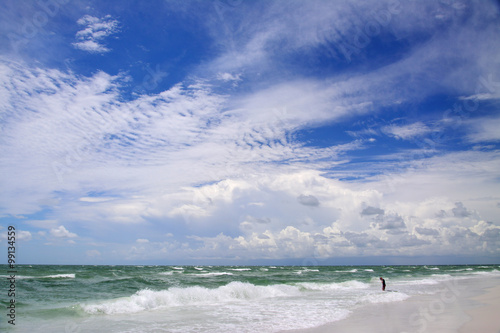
left=297, top=194, right=320, bottom=207
left=18, top=230, right=32, bottom=241
left=361, top=206, right=384, bottom=216
left=452, top=202, right=471, bottom=218
left=50, top=226, right=77, bottom=238
left=415, top=227, right=439, bottom=236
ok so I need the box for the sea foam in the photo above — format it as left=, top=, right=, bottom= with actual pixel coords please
left=81, top=282, right=301, bottom=315
left=297, top=280, right=369, bottom=291
left=12, top=273, right=76, bottom=279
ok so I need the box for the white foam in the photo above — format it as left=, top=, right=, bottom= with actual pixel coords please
left=406, top=278, right=439, bottom=285
left=336, top=269, right=358, bottom=273
left=228, top=268, right=251, bottom=271
left=13, top=273, right=76, bottom=279
left=296, top=268, right=319, bottom=274
left=364, top=269, right=374, bottom=272
left=297, top=280, right=370, bottom=291
left=361, top=291, right=409, bottom=304
left=190, top=272, right=234, bottom=277
left=45, top=274, right=76, bottom=279
left=81, top=282, right=301, bottom=315
left=472, top=269, right=500, bottom=276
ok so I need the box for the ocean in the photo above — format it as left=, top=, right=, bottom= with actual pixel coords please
left=1, top=264, right=499, bottom=332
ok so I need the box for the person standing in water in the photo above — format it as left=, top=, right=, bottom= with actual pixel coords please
left=380, top=277, right=386, bottom=291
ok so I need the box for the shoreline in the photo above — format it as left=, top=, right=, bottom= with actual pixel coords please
left=281, top=274, right=500, bottom=333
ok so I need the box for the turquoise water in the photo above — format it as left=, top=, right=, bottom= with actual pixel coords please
left=1, top=264, right=499, bottom=332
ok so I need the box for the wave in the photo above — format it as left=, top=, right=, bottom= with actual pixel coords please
left=81, top=282, right=300, bottom=315
left=45, top=274, right=76, bottom=279
left=295, top=268, right=319, bottom=274
left=472, top=269, right=500, bottom=276
left=9, top=274, right=76, bottom=280
left=431, top=274, right=452, bottom=278
left=364, top=269, right=374, bottom=272
left=424, top=266, right=440, bottom=270
left=228, top=268, right=251, bottom=271
left=449, top=268, right=474, bottom=272
left=297, top=280, right=370, bottom=291
left=336, top=269, right=358, bottom=273
left=189, top=272, right=234, bottom=277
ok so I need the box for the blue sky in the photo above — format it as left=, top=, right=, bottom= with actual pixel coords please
left=1, top=0, right=500, bottom=265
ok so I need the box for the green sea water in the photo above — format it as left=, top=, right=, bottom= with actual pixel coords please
left=1, top=264, right=499, bottom=332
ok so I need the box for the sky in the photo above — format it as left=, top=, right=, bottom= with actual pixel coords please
left=1, top=0, right=500, bottom=265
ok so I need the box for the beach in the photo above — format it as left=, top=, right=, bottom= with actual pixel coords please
left=283, top=274, right=500, bottom=333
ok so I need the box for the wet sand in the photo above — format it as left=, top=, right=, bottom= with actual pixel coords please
left=281, top=275, right=500, bottom=333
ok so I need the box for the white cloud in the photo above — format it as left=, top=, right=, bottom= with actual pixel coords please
left=217, top=72, right=242, bottom=82
left=18, top=230, right=32, bottom=241
left=25, top=219, right=59, bottom=229
left=361, top=206, right=384, bottom=216
left=382, top=122, right=433, bottom=140
left=466, top=116, right=500, bottom=143
left=72, top=15, right=119, bottom=53
left=86, top=249, right=101, bottom=257
left=1, top=1, right=500, bottom=262
left=0, top=230, right=32, bottom=241
left=297, top=194, right=320, bottom=207
left=79, top=197, right=115, bottom=203
left=50, top=226, right=77, bottom=238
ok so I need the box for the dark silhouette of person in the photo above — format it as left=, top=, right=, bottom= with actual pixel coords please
left=380, top=277, right=386, bottom=291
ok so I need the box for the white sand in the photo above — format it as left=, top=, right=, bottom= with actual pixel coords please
left=459, top=284, right=500, bottom=333
left=280, top=275, right=500, bottom=333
